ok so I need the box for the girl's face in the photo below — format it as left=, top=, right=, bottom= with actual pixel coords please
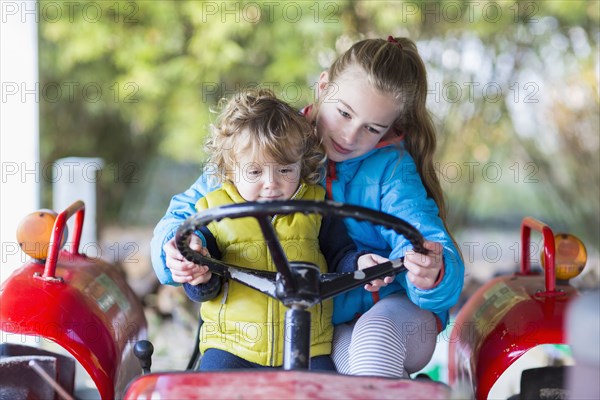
left=316, top=65, right=401, bottom=162
left=232, top=141, right=301, bottom=202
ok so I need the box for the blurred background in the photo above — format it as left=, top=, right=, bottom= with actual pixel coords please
left=2, top=0, right=599, bottom=396
left=36, top=0, right=600, bottom=236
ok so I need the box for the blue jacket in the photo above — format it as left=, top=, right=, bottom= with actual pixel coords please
left=151, top=142, right=464, bottom=327
left=325, top=142, right=464, bottom=327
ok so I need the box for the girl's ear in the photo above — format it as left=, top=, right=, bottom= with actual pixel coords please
left=317, top=71, right=330, bottom=97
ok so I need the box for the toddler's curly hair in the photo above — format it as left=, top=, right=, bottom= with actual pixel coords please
left=205, top=88, right=325, bottom=184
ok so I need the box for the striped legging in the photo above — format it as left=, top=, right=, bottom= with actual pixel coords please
left=331, top=293, right=438, bottom=378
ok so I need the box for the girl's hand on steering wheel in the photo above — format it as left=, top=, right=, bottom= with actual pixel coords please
left=404, top=240, right=444, bottom=290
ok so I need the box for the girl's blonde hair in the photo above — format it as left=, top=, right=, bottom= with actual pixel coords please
left=206, top=88, right=325, bottom=184
left=325, top=37, right=447, bottom=222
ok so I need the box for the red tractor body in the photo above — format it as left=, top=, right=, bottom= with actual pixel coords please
left=1, top=203, right=592, bottom=399
left=1, top=201, right=147, bottom=399
left=448, top=217, right=584, bottom=399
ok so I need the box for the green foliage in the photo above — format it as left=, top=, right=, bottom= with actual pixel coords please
left=38, top=1, right=598, bottom=247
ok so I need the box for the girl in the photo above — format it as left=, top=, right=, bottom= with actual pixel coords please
left=151, top=36, right=464, bottom=378
left=180, top=88, right=383, bottom=371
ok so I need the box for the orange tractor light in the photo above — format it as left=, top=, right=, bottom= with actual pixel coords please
left=541, top=233, right=587, bottom=281
left=16, top=209, right=68, bottom=260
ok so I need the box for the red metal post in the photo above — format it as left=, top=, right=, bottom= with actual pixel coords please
left=42, top=200, right=85, bottom=279
left=520, top=217, right=557, bottom=294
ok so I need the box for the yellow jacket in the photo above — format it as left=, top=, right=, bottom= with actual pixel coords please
left=196, top=181, right=333, bottom=366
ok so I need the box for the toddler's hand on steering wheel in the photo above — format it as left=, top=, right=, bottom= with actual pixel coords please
left=357, top=253, right=393, bottom=292
left=164, top=236, right=212, bottom=284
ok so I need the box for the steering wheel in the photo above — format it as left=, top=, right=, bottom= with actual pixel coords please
left=175, top=199, right=427, bottom=370
left=176, top=200, right=426, bottom=305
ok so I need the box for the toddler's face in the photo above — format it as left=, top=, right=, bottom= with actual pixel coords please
left=316, top=65, right=401, bottom=162
left=232, top=151, right=301, bottom=202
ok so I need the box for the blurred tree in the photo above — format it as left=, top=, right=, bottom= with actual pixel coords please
left=38, top=0, right=598, bottom=247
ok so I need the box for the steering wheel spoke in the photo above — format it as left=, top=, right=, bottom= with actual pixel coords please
left=320, top=258, right=406, bottom=301
left=255, top=215, right=296, bottom=292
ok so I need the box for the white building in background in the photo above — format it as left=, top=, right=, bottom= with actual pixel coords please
left=1, top=3, right=40, bottom=283
left=53, top=157, right=104, bottom=255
